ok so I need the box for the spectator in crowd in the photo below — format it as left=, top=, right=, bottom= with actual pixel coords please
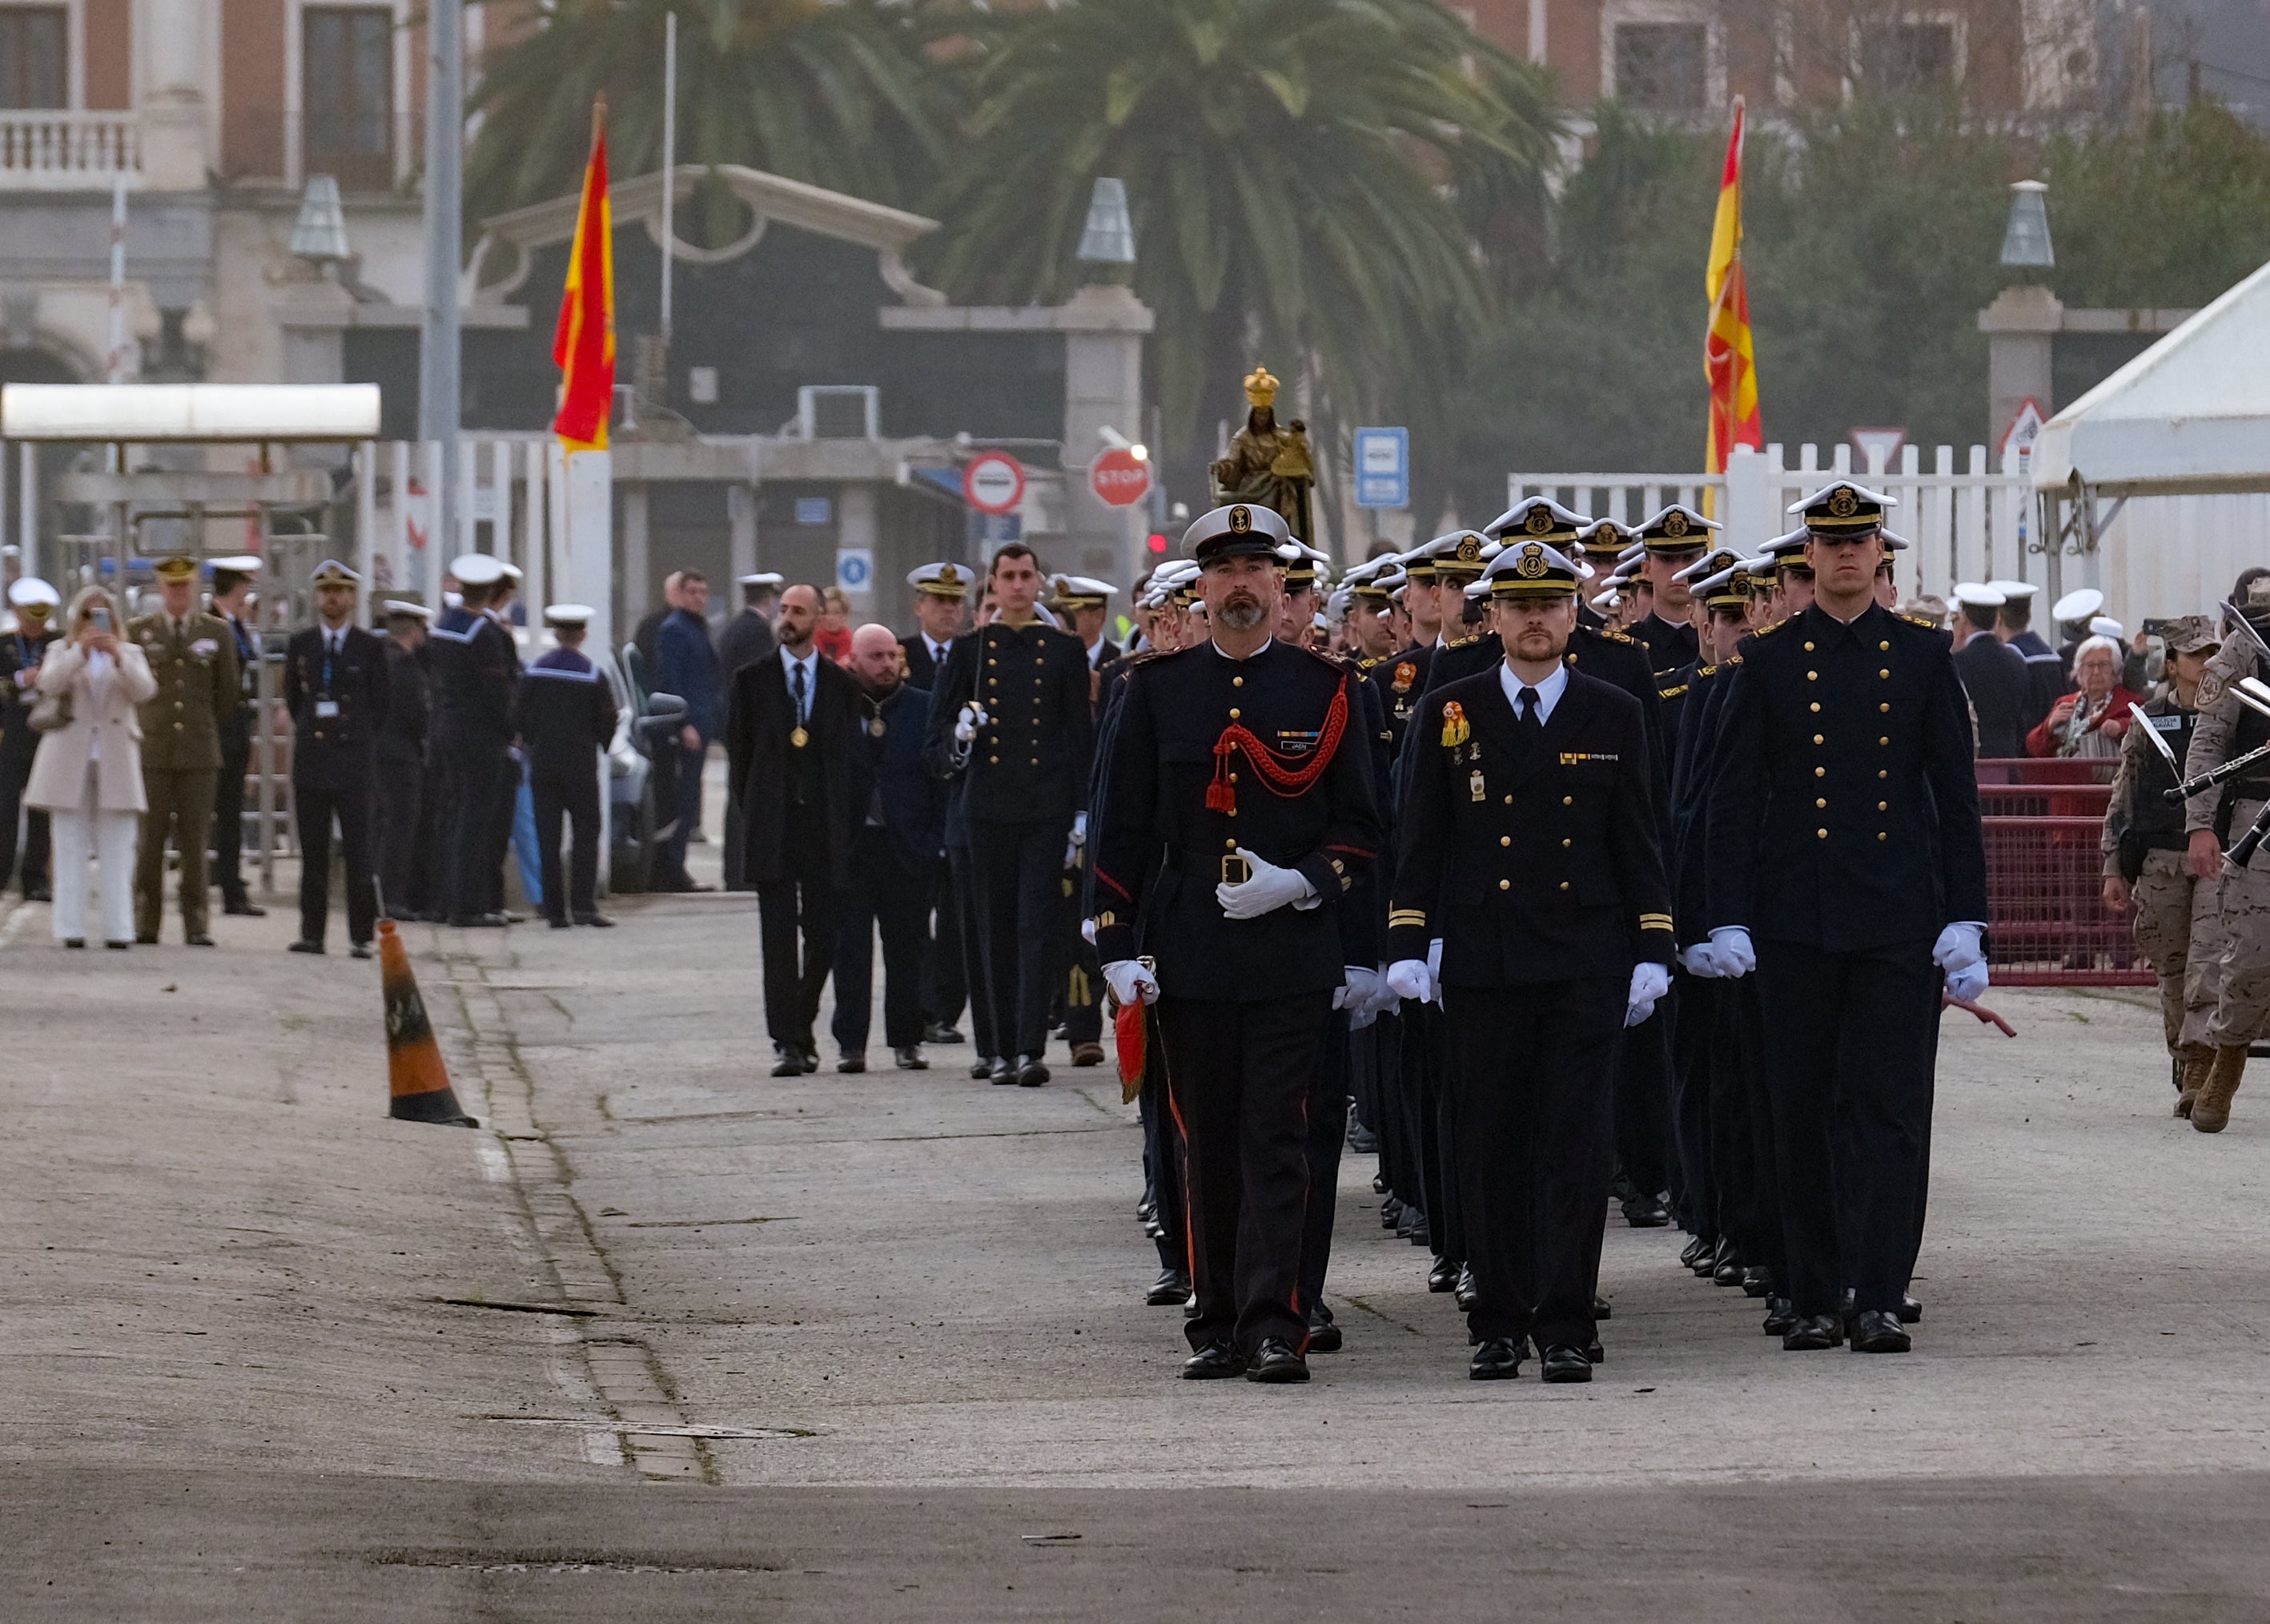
left=24, top=586, right=155, bottom=948
left=653, top=569, right=719, bottom=890
left=633, top=569, right=685, bottom=682
left=816, top=585, right=854, bottom=664
left=2030, top=635, right=2139, bottom=762
left=717, top=572, right=783, bottom=891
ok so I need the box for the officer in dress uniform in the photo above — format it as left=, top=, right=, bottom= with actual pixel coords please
left=1625, top=505, right=1716, bottom=679
left=512, top=605, right=619, bottom=930
left=131, top=554, right=239, bottom=947
left=1379, top=549, right=1439, bottom=755
left=1, top=576, right=60, bottom=901
left=375, top=598, right=432, bottom=919
left=902, top=562, right=973, bottom=1045
left=206, top=556, right=266, bottom=918
left=923, top=544, right=1095, bottom=1089
left=1991, top=579, right=2064, bottom=734
left=1051, top=573, right=1121, bottom=1068
left=427, top=553, right=521, bottom=928
left=1951, top=582, right=2030, bottom=758
left=282, top=561, right=388, bottom=957
left=1091, top=501, right=1381, bottom=1385
left=1702, top=481, right=1988, bottom=1354
left=1386, top=538, right=1671, bottom=1381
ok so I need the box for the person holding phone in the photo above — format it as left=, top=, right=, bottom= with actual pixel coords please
left=22, top=586, right=155, bottom=947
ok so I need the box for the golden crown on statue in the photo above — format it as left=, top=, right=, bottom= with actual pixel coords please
left=1243, top=366, right=1280, bottom=408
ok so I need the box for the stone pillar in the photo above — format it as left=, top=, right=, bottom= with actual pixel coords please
left=1055, top=283, right=1154, bottom=590
left=837, top=481, right=878, bottom=613
left=139, top=0, right=210, bottom=192
left=729, top=484, right=757, bottom=584
left=1979, top=284, right=2061, bottom=450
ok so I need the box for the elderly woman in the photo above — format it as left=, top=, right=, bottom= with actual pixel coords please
left=2029, top=634, right=2139, bottom=761
left=23, top=586, right=156, bottom=947
left=814, top=585, right=854, bottom=665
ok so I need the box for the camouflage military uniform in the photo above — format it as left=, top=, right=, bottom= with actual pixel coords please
left=2178, top=625, right=2270, bottom=1128
left=2102, top=693, right=2210, bottom=1065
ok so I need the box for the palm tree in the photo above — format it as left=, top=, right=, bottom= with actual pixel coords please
left=925, top=0, right=1555, bottom=493
left=465, top=0, right=953, bottom=233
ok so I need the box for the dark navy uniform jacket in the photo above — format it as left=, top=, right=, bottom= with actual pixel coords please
left=1090, top=638, right=1380, bottom=1002
left=923, top=619, right=1094, bottom=826
left=1705, top=602, right=1988, bottom=951
left=1413, top=623, right=1667, bottom=808
left=378, top=639, right=428, bottom=770
left=1951, top=628, right=2031, bottom=759
left=511, top=647, right=618, bottom=781
left=1629, top=612, right=1699, bottom=681
left=1389, top=667, right=1672, bottom=986
left=282, top=624, right=390, bottom=790
left=428, top=609, right=518, bottom=748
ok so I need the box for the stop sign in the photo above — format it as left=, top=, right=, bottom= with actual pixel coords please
left=1090, top=448, right=1153, bottom=508
left=962, top=452, right=1026, bottom=516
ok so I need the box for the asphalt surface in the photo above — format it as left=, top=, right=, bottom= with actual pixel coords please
left=6, top=818, right=2270, bottom=1619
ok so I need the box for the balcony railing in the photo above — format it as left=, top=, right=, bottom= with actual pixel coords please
left=0, top=111, right=140, bottom=188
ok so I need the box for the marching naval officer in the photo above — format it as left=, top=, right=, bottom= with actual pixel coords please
left=281, top=561, right=389, bottom=956
left=512, top=605, right=619, bottom=929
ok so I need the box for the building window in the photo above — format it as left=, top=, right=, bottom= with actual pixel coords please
left=1860, top=21, right=1958, bottom=94
left=303, top=6, right=394, bottom=191
left=0, top=6, right=67, bottom=110
left=1614, top=23, right=1707, bottom=111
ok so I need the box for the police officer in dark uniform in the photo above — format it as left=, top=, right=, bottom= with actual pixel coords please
left=206, top=556, right=266, bottom=917
left=283, top=561, right=389, bottom=956
left=374, top=597, right=431, bottom=919
left=1, top=577, right=60, bottom=900
left=1703, top=481, right=1989, bottom=1355
left=428, top=553, right=520, bottom=928
left=513, top=604, right=619, bottom=930
left=1388, top=537, right=1672, bottom=1381
left=1091, top=501, right=1381, bottom=1385
left=924, top=543, right=1095, bottom=1089
left=1626, top=504, right=1715, bottom=679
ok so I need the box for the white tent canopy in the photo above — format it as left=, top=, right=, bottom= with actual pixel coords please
left=2033, top=256, right=2270, bottom=498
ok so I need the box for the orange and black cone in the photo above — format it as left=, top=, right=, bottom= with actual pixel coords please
left=379, top=919, right=478, bottom=1127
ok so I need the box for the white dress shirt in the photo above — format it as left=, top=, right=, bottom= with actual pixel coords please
left=780, top=644, right=820, bottom=723
left=1499, top=659, right=1569, bottom=724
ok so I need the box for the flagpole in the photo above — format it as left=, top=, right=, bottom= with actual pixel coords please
left=420, top=0, right=464, bottom=581
left=660, top=10, right=677, bottom=345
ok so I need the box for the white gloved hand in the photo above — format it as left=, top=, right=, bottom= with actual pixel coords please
left=1103, top=958, right=1160, bottom=1007
left=1336, top=966, right=1384, bottom=1013
left=1080, top=916, right=1098, bottom=946
left=1215, top=847, right=1312, bottom=920
left=1707, top=926, right=1757, bottom=978
left=1932, top=922, right=1985, bottom=974
left=1364, top=965, right=1403, bottom=1019
left=1625, top=961, right=1671, bottom=1027
left=1385, top=958, right=1433, bottom=1004
left=1679, top=942, right=1720, bottom=978
left=1945, top=960, right=1989, bottom=1003
left=953, top=701, right=989, bottom=744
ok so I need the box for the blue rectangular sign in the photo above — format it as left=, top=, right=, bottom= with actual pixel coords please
left=1354, top=427, right=1408, bottom=509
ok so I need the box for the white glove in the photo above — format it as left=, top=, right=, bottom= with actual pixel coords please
left=1080, top=916, right=1098, bottom=946
left=1215, top=847, right=1313, bottom=920
left=1945, top=960, right=1989, bottom=1003
left=1680, top=942, right=1720, bottom=978
left=953, top=701, right=989, bottom=744
left=1336, top=965, right=1384, bottom=1012
left=1625, top=961, right=1670, bottom=1027
left=1071, top=812, right=1087, bottom=846
left=1364, top=966, right=1403, bottom=1019
left=1385, top=958, right=1433, bottom=1003
left=1932, top=922, right=1985, bottom=974
left=1707, top=926, right=1757, bottom=979
left=1103, top=958, right=1159, bottom=1007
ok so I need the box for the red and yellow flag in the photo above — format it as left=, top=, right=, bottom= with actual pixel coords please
left=1704, top=98, right=1761, bottom=474
left=551, top=100, right=615, bottom=452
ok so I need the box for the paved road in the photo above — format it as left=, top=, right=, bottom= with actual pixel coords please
left=5, top=865, right=2270, bottom=1619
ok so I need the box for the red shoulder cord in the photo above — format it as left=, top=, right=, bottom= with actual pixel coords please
left=1206, top=675, right=1349, bottom=813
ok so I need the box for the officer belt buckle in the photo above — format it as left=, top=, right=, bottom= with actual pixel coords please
left=1222, top=854, right=1252, bottom=886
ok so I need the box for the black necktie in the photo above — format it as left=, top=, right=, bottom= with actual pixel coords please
left=791, top=659, right=807, bottom=726
left=1517, top=686, right=1541, bottom=732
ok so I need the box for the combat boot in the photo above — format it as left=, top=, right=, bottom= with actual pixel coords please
left=2176, top=1052, right=2213, bottom=1119
left=2192, top=1044, right=2248, bottom=1133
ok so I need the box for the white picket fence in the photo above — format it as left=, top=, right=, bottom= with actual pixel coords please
left=1507, top=440, right=2045, bottom=609
left=352, top=436, right=569, bottom=622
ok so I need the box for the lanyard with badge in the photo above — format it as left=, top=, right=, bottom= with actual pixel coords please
left=315, top=634, right=341, bottom=721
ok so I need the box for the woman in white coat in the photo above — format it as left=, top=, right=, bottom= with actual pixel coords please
left=24, top=586, right=155, bottom=947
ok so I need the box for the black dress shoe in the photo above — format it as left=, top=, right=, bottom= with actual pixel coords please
left=1782, top=1314, right=1844, bottom=1351
left=925, top=1023, right=965, bottom=1045
left=1593, top=1293, right=1613, bottom=1321
left=1848, top=1308, right=1912, bottom=1353
left=1181, top=1339, right=1240, bottom=1380
left=1143, top=1213, right=1167, bottom=1240
left=1135, top=1194, right=1158, bottom=1224
left=349, top=941, right=373, bottom=960
left=1146, top=1268, right=1192, bottom=1307
left=988, top=1055, right=1016, bottom=1085
left=1621, top=1193, right=1670, bottom=1228
left=25, top=885, right=51, bottom=902
left=1380, top=1196, right=1404, bottom=1229
left=894, top=1046, right=927, bottom=1070
left=105, top=939, right=132, bottom=950
left=838, top=1053, right=866, bottom=1074
left=135, top=933, right=159, bottom=946
left=1742, top=1265, right=1773, bottom=1298
left=1540, top=1345, right=1593, bottom=1383
left=1015, top=1054, right=1050, bottom=1087
left=1454, top=1264, right=1478, bottom=1312
left=1246, top=1337, right=1309, bottom=1384
left=1346, top=1121, right=1380, bottom=1154
left=1586, top=1338, right=1605, bottom=1364
left=1897, top=1294, right=1922, bottom=1325
left=1306, top=1303, right=1343, bottom=1353
left=548, top=915, right=572, bottom=929
left=799, top=1048, right=822, bottom=1075
left=770, top=1047, right=805, bottom=1078
left=1762, top=1296, right=1797, bottom=1337
left=1427, top=1258, right=1460, bottom=1293
left=1680, top=1235, right=1710, bottom=1270
left=1468, top=1337, right=1523, bottom=1380
left=1713, top=1250, right=1746, bottom=1288
left=62, top=938, right=84, bottom=949
left=1689, top=1244, right=1720, bottom=1277
left=222, top=897, right=267, bottom=917
left=574, top=911, right=617, bottom=928
left=1069, top=1041, right=1104, bottom=1067
left=287, top=939, right=324, bottom=955
left=1406, top=1212, right=1431, bottom=1247
left=971, top=1055, right=998, bottom=1079
left=185, top=933, right=215, bottom=947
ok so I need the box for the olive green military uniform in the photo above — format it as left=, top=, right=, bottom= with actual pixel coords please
left=130, top=609, right=239, bottom=939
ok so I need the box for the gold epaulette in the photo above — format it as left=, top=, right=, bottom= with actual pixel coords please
left=1358, top=654, right=1382, bottom=669
left=1901, top=613, right=1938, bottom=629
left=1444, top=629, right=1481, bottom=649
left=1601, top=627, right=1636, bottom=645
left=1697, top=663, right=1719, bottom=678
left=1658, top=683, right=1689, bottom=701
left=1750, top=619, right=1782, bottom=637
left=1727, top=652, right=1744, bottom=665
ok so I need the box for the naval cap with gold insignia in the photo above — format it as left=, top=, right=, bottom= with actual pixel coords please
left=308, top=558, right=361, bottom=587
left=1762, top=524, right=1814, bottom=558
left=1673, top=545, right=1746, bottom=585
left=1697, top=557, right=1767, bottom=609
left=1183, top=501, right=1291, bottom=565
left=908, top=561, right=970, bottom=600
left=1477, top=538, right=1582, bottom=598
left=1048, top=573, right=1115, bottom=611
left=1636, top=504, right=1721, bottom=553
left=449, top=552, right=506, bottom=587
left=1482, top=496, right=1587, bottom=549
left=1406, top=529, right=1496, bottom=579
left=1574, top=517, right=1635, bottom=559
left=1275, top=544, right=1332, bottom=589
left=1790, top=480, right=1896, bottom=534
left=153, top=554, right=199, bottom=584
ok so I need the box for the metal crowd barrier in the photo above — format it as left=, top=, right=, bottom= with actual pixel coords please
left=1976, top=757, right=2150, bottom=987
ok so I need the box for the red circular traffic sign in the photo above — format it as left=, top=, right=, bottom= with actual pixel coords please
left=962, top=452, right=1027, bottom=516
left=1090, top=448, right=1153, bottom=509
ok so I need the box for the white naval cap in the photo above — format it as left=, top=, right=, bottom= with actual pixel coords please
left=2089, top=616, right=2126, bottom=641
left=908, top=561, right=972, bottom=598
left=737, top=570, right=785, bottom=590
left=2051, top=587, right=2104, bottom=623
left=6, top=576, right=59, bottom=609
left=1673, top=545, right=1746, bottom=585
left=381, top=598, right=434, bottom=621
left=1952, top=581, right=2007, bottom=609
left=449, top=553, right=505, bottom=586
left=1987, top=578, right=2037, bottom=601
left=544, top=603, right=596, bottom=626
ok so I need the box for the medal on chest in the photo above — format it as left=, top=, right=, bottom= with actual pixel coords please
left=1470, top=768, right=1486, bottom=802
left=869, top=715, right=886, bottom=738
left=789, top=726, right=810, bottom=749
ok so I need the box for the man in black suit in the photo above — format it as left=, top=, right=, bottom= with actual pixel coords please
left=513, top=605, right=621, bottom=929
left=717, top=572, right=782, bottom=893
left=1390, top=535, right=1671, bottom=1383
left=1704, top=481, right=1988, bottom=1356
left=725, top=584, right=863, bottom=1076
left=374, top=598, right=431, bottom=919
left=923, top=545, right=1095, bottom=1088
left=830, top=623, right=946, bottom=1071
left=901, top=562, right=972, bottom=1043
left=1951, top=581, right=2031, bottom=758
left=282, top=561, right=390, bottom=956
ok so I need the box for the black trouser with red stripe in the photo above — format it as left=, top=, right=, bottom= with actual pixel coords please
left=1156, top=991, right=1330, bottom=1356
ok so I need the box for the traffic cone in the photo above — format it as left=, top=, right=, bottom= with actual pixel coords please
left=379, top=919, right=478, bottom=1127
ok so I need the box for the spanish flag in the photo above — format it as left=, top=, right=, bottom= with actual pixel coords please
left=551, top=99, right=614, bottom=451
left=1704, top=98, right=1761, bottom=474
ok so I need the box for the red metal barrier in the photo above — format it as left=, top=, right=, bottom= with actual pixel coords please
left=1975, top=758, right=2150, bottom=987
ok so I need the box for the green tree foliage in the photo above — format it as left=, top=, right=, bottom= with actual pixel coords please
left=2047, top=101, right=2270, bottom=308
